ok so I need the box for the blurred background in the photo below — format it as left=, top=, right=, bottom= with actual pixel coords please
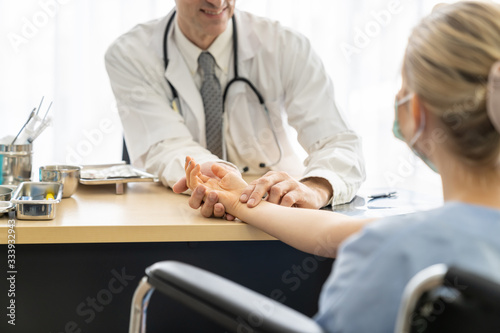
left=2, top=0, right=479, bottom=196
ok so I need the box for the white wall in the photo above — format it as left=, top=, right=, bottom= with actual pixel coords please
left=2, top=0, right=476, bottom=195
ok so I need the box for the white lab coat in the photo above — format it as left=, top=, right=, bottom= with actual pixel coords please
left=105, top=9, right=365, bottom=205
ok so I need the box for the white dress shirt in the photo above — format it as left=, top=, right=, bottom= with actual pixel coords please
left=173, top=17, right=233, bottom=91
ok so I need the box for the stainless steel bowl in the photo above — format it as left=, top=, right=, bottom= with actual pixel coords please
left=0, top=185, right=14, bottom=201
left=0, top=201, right=14, bottom=218
left=0, top=144, right=33, bottom=185
left=39, top=165, right=81, bottom=198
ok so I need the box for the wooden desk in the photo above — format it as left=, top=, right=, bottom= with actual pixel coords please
left=0, top=181, right=333, bottom=333
left=0, top=182, right=275, bottom=244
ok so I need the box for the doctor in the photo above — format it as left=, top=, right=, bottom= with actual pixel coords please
left=105, top=0, right=365, bottom=218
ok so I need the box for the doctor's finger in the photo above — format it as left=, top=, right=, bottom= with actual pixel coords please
left=279, top=191, right=300, bottom=207
left=239, top=184, right=256, bottom=203
left=212, top=202, right=226, bottom=219
left=189, top=185, right=206, bottom=209
left=172, top=177, right=189, bottom=193
left=245, top=173, right=289, bottom=207
left=200, top=191, right=219, bottom=218
left=267, top=180, right=298, bottom=205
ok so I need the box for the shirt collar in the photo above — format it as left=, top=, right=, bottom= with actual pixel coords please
left=174, top=16, right=233, bottom=76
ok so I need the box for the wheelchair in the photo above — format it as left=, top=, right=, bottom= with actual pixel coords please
left=129, top=261, right=500, bottom=333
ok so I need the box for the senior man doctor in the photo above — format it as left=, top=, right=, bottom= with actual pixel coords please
left=105, top=0, right=365, bottom=218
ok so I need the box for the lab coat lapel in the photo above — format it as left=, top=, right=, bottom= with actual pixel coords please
left=234, top=11, right=260, bottom=65
left=163, top=17, right=205, bottom=131
left=165, top=46, right=204, bottom=124
left=223, top=11, right=261, bottom=103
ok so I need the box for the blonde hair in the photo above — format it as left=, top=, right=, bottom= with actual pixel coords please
left=404, top=1, right=500, bottom=166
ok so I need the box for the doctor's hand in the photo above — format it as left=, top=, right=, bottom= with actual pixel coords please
left=239, top=172, right=333, bottom=209
left=173, top=159, right=241, bottom=220
left=184, top=157, right=248, bottom=217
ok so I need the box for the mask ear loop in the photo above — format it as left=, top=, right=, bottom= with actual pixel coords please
left=487, top=61, right=500, bottom=133
left=409, top=100, right=426, bottom=148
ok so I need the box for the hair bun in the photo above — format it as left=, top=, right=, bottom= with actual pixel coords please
left=487, top=61, right=500, bottom=133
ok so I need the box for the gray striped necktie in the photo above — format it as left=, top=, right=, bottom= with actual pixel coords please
left=198, top=51, right=223, bottom=158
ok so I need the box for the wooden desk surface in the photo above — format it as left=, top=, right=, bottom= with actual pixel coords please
left=0, top=181, right=275, bottom=244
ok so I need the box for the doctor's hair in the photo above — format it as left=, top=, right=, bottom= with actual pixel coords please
left=403, top=1, right=500, bottom=167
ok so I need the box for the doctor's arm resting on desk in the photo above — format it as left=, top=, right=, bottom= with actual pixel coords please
left=247, top=21, right=365, bottom=209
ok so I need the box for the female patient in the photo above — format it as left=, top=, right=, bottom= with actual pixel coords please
left=184, top=2, right=500, bottom=332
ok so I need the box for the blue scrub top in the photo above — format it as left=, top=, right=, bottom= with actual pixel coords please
left=314, top=202, right=500, bottom=333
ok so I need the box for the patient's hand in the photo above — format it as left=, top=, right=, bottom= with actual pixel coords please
left=174, top=160, right=240, bottom=220
left=185, top=156, right=248, bottom=214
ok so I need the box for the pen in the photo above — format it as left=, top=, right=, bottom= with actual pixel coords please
left=171, top=98, right=181, bottom=114
left=367, top=191, right=397, bottom=200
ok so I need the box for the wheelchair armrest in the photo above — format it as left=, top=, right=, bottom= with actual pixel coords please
left=146, top=261, right=325, bottom=333
left=445, top=266, right=500, bottom=306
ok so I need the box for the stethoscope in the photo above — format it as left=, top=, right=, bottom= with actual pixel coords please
left=163, top=10, right=283, bottom=172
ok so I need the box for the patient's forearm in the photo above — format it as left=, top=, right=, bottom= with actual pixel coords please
left=233, top=202, right=374, bottom=258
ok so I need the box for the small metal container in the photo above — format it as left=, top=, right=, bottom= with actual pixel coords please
left=39, top=165, right=81, bottom=198
left=11, top=182, right=63, bottom=220
left=0, top=144, right=33, bottom=185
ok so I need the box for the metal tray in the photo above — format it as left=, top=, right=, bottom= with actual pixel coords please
left=11, top=182, right=63, bottom=220
left=79, top=163, right=158, bottom=194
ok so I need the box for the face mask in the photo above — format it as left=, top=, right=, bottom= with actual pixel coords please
left=393, top=94, right=439, bottom=173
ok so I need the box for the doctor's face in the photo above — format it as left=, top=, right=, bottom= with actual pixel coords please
left=175, top=0, right=236, bottom=49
